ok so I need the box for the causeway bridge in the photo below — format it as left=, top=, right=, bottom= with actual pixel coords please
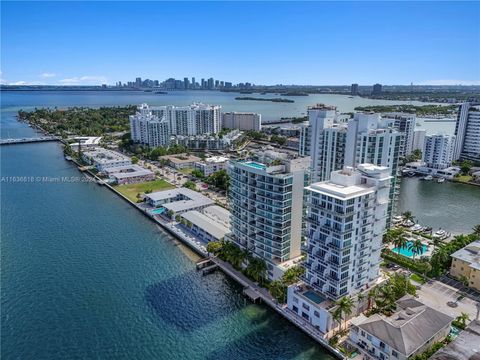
left=0, top=136, right=60, bottom=145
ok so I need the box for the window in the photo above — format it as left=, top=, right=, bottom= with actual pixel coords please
left=392, top=350, right=398, bottom=358
left=367, top=335, right=372, bottom=341
left=293, top=297, right=299, bottom=304
left=314, top=311, right=320, bottom=317
left=302, top=303, right=310, bottom=311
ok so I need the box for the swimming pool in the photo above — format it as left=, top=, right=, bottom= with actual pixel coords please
left=302, top=290, right=325, bottom=304
left=151, top=208, right=165, bottom=215
left=393, top=241, right=428, bottom=257
left=242, top=161, right=266, bottom=170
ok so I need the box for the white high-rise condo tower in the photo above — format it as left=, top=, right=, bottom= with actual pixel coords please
left=228, top=150, right=310, bottom=279
left=303, top=164, right=392, bottom=300
left=129, top=104, right=170, bottom=147
left=454, top=102, right=480, bottom=162
left=423, top=134, right=456, bottom=170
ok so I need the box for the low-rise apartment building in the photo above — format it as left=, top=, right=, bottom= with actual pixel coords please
left=159, top=153, right=201, bottom=169
left=194, top=156, right=229, bottom=176
left=450, top=240, right=480, bottom=291
left=82, top=148, right=132, bottom=172
left=103, top=164, right=155, bottom=185
left=350, top=296, right=453, bottom=360
left=145, top=188, right=214, bottom=215
left=181, top=205, right=231, bottom=242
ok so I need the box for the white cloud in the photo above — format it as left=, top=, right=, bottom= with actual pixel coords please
left=39, top=72, right=57, bottom=78
left=58, top=75, right=107, bottom=85
left=415, top=79, right=480, bottom=86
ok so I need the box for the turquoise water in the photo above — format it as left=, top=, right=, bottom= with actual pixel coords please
left=151, top=208, right=165, bottom=214
left=393, top=241, right=428, bottom=257
left=303, top=291, right=325, bottom=304
left=1, top=94, right=334, bottom=359
left=244, top=161, right=267, bottom=170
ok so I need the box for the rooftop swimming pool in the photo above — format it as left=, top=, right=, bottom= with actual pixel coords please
left=302, top=290, right=325, bottom=304
left=151, top=208, right=165, bottom=215
left=393, top=241, right=428, bottom=258
left=241, top=161, right=266, bottom=170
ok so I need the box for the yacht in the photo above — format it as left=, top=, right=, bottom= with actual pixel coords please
left=392, top=215, right=404, bottom=224
left=403, top=219, right=415, bottom=227
left=411, top=224, right=423, bottom=232
left=437, top=177, right=445, bottom=183
left=422, top=175, right=433, bottom=181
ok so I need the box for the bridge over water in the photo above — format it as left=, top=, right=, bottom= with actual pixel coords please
left=0, top=136, right=60, bottom=145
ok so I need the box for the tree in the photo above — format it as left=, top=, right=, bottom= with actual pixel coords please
left=453, top=312, right=470, bottom=329
left=246, top=257, right=267, bottom=283
left=460, top=160, right=472, bottom=175
left=183, top=180, right=196, bottom=190
left=332, top=307, right=343, bottom=334
left=281, top=266, right=305, bottom=285
left=473, top=225, right=480, bottom=237
left=393, top=234, right=408, bottom=254
left=334, top=296, right=354, bottom=330
left=356, top=292, right=366, bottom=312
left=269, top=280, right=287, bottom=303
left=191, top=169, right=204, bottom=179
left=131, top=156, right=139, bottom=164
left=408, top=239, right=424, bottom=261
left=402, top=211, right=415, bottom=223
left=206, top=241, right=223, bottom=255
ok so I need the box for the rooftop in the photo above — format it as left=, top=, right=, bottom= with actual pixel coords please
left=82, top=148, right=131, bottom=164
left=159, top=153, right=201, bottom=164
left=430, top=320, right=480, bottom=360
left=204, top=156, right=229, bottom=163
left=450, top=240, right=480, bottom=270
left=146, top=188, right=214, bottom=212
left=202, top=205, right=231, bottom=226
left=181, top=210, right=230, bottom=240
left=354, top=295, right=453, bottom=356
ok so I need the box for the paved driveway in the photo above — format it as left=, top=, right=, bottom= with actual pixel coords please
left=415, top=278, right=479, bottom=320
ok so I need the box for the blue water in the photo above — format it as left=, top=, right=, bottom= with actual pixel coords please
left=151, top=208, right=166, bottom=214
left=393, top=241, right=428, bottom=257
left=1, top=93, right=334, bottom=359
left=243, top=161, right=267, bottom=170
left=302, top=291, right=325, bottom=305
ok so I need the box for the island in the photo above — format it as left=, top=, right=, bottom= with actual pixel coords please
left=235, top=97, right=294, bottom=103
left=354, top=104, right=458, bottom=117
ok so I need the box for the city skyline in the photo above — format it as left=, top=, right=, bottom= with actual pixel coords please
left=1, top=1, right=479, bottom=86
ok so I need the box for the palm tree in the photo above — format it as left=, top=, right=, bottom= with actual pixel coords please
left=432, top=237, right=442, bottom=252
left=269, top=280, right=286, bottom=303
left=356, top=292, right=365, bottom=312
left=332, top=307, right=342, bottom=334
left=246, top=257, right=267, bottom=283
left=335, top=296, right=354, bottom=330
left=408, top=239, right=424, bottom=262
left=367, top=288, right=377, bottom=310
left=393, top=235, right=408, bottom=255
left=472, top=225, right=480, bottom=237
left=402, top=211, right=415, bottom=224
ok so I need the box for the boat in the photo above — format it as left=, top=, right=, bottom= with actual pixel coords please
left=421, top=175, right=433, bottom=181
left=392, top=215, right=404, bottom=224
left=403, top=219, right=415, bottom=227
left=65, top=155, right=72, bottom=161
left=437, top=177, right=445, bottom=183
left=411, top=224, right=423, bottom=232
left=155, top=91, right=168, bottom=94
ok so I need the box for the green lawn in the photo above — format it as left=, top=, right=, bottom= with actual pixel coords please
left=410, top=273, right=426, bottom=284
left=455, top=175, right=473, bottom=183
left=114, top=179, right=175, bottom=202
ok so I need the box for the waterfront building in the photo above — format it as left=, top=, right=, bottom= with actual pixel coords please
left=194, top=156, right=229, bottom=176
left=302, top=164, right=391, bottom=300
left=412, top=129, right=426, bottom=153
left=103, top=164, right=155, bottom=185
left=149, top=103, right=222, bottom=136
left=183, top=77, right=189, bottom=90
left=383, top=113, right=417, bottom=156
left=180, top=205, right=231, bottom=243
left=70, top=136, right=102, bottom=152
left=158, top=153, right=201, bottom=169
left=450, top=240, right=480, bottom=292
left=145, top=188, right=213, bottom=214
left=228, top=150, right=310, bottom=279
left=372, top=83, right=382, bottom=95
left=350, top=296, right=453, bottom=360
left=129, top=103, right=171, bottom=147
left=351, top=83, right=359, bottom=96
left=222, top=112, right=262, bottom=131
left=454, top=102, right=480, bottom=162
left=82, top=148, right=132, bottom=172
left=423, top=134, right=456, bottom=170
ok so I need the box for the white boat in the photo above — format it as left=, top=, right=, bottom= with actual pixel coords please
left=411, top=224, right=423, bottom=232
left=403, top=220, right=415, bottom=227
left=392, top=215, right=404, bottom=224
left=423, top=175, right=433, bottom=181
left=437, top=178, right=445, bottom=183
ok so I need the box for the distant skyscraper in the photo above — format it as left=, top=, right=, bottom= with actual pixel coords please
left=201, top=78, right=206, bottom=89
left=184, top=77, right=189, bottom=90
left=207, top=78, right=214, bottom=90
left=224, top=82, right=232, bottom=88
left=135, top=77, right=142, bottom=88
left=215, top=80, right=219, bottom=88
left=423, top=134, right=456, bottom=169
left=372, top=83, right=382, bottom=95
left=351, top=83, right=359, bottom=96
left=454, top=102, right=480, bottom=162
left=191, top=77, right=195, bottom=89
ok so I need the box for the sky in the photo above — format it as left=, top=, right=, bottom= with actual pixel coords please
left=1, top=1, right=480, bottom=86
